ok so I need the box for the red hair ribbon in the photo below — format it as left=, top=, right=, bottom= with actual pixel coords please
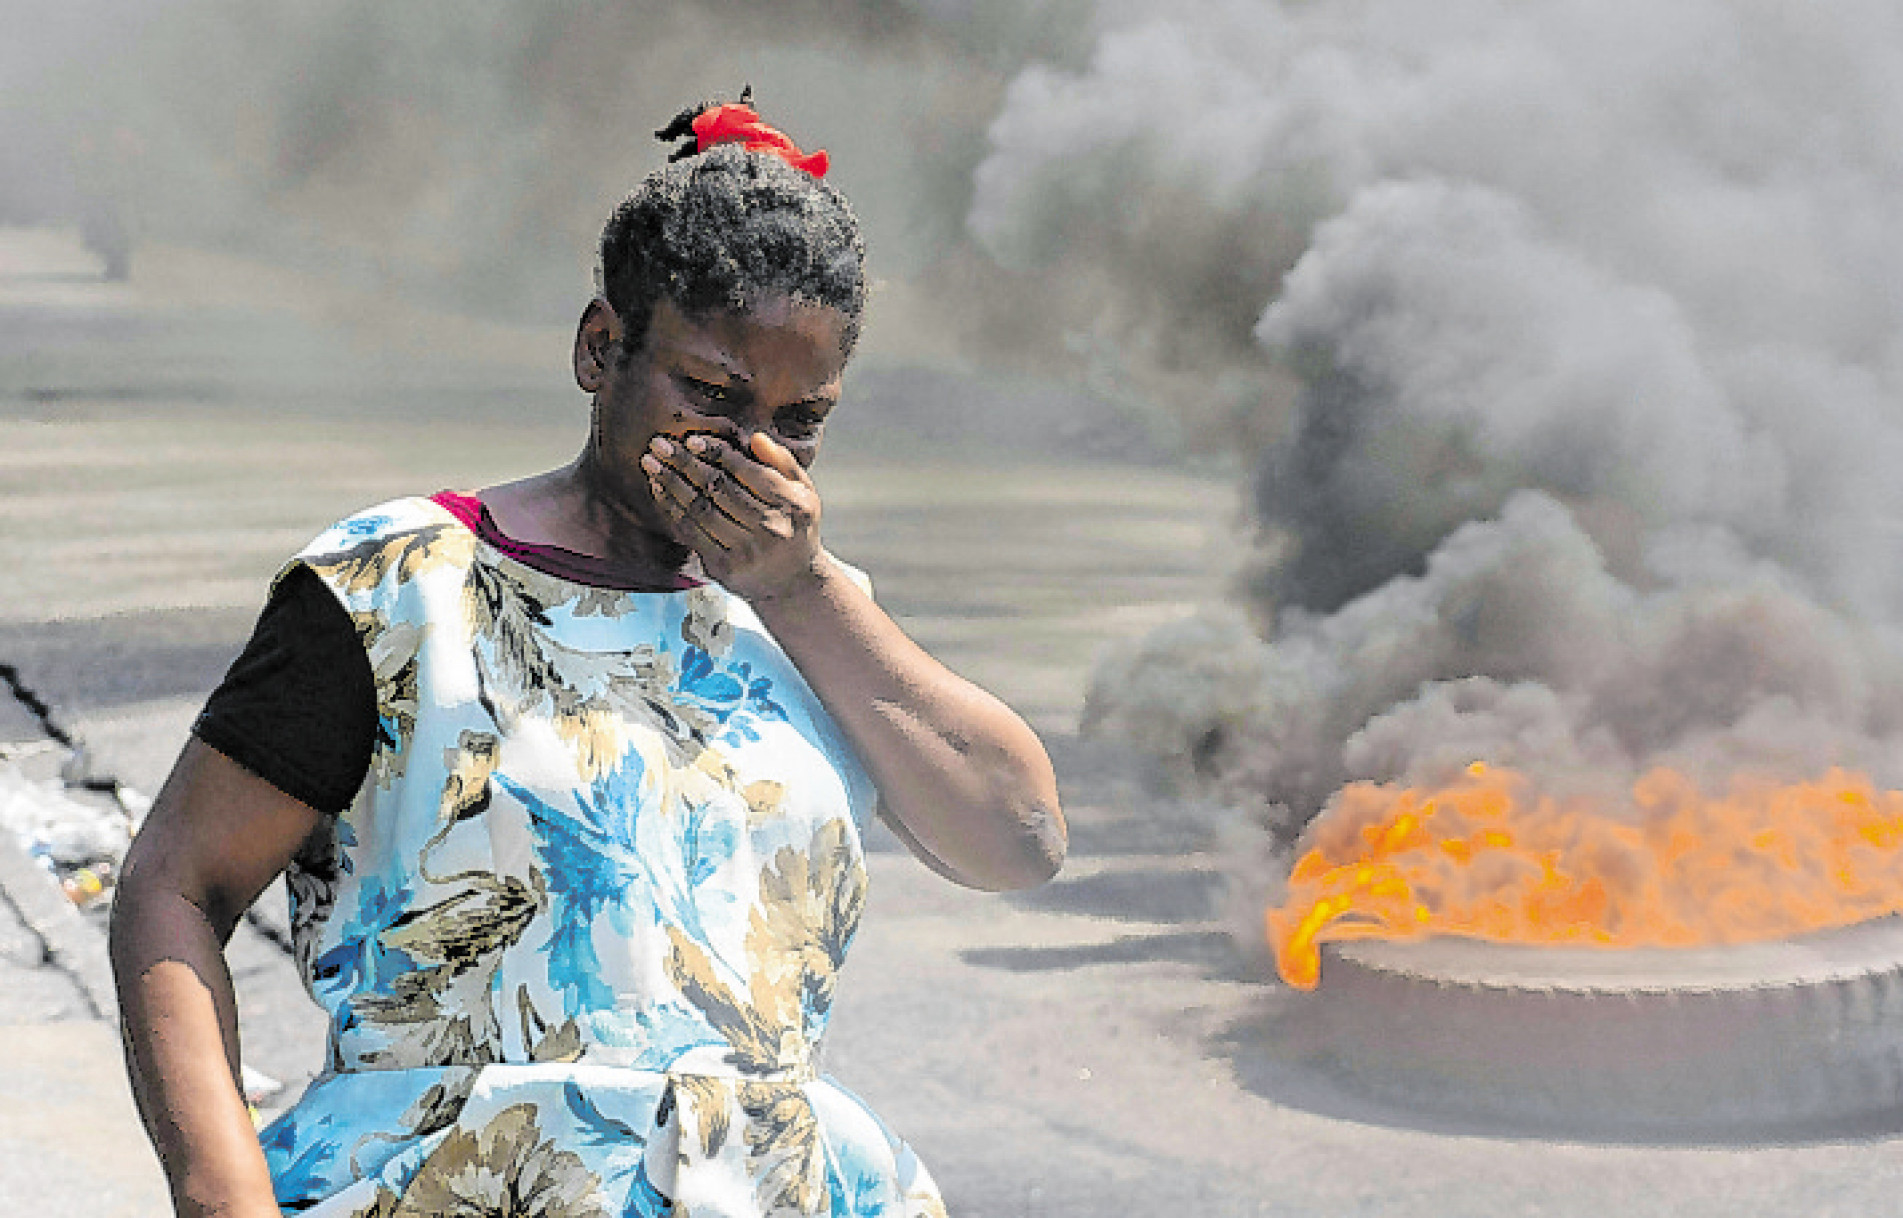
left=692, top=104, right=830, bottom=178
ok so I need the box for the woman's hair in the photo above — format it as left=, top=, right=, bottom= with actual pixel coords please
left=596, top=97, right=867, bottom=361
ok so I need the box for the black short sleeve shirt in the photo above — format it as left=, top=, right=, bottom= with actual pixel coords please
left=191, top=563, right=376, bottom=815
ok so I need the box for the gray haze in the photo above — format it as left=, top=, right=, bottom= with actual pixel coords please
left=15, top=1, right=1903, bottom=861
left=2, top=2, right=1103, bottom=348
left=1056, top=3, right=1903, bottom=867
left=5, top=0, right=1210, bottom=455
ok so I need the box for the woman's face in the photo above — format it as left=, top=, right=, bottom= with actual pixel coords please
left=578, top=293, right=851, bottom=523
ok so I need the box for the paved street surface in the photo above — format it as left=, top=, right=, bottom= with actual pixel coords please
left=10, top=226, right=1903, bottom=1216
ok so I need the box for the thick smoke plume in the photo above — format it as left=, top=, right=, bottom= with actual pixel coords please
left=999, top=3, right=1903, bottom=859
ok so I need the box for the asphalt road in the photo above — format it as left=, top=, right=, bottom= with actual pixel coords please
left=10, top=227, right=1903, bottom=1216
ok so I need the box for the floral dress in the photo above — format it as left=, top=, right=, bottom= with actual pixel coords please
left=256, top=498, right=946, bottom=1218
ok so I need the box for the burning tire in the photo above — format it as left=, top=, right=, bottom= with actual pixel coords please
left=1295, top=917, right=1903, bottom=1138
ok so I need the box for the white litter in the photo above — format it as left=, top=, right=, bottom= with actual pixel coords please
left=0, top=763, right=130, bottom=866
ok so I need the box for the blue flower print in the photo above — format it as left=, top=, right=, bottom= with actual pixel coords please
left=675, top=646, right=788, bottom=746
left=331, top=514, right=394, bottom=545
left=261, top=500, right=945, bottom=1215
left=310, top=877, right=417, bottom=999
left=560, top=1081, right=676, bottom=1214
left=678, top=797, right=738, bottom=890
left=678, top=647, right=744, bottom=705
left=260, top=1112, right=344, bottom=1212
left=563, top=1079, right=643, bottom=1149
left=335, top=817, right=358, bottom=875
left=827, top=1143, right=897, bottom=1218
left=499, top=752, right=653, bottom=1018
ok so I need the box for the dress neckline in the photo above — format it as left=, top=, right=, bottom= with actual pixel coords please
left=429, top=490, right=704, bottom=593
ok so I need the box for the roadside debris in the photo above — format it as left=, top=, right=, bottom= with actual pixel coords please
left=0, top=760, right=141, bottom=910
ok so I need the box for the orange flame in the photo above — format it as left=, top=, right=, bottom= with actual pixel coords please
left=1269, top=763, right=1903, bottom=989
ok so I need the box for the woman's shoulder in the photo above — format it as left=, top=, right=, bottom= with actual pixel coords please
left=301, top=495, right=461, bottom=553
left=285, top=496, right=476, bottom=604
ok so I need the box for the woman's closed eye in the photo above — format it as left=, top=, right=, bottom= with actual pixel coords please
left=777, top=407, right=827, bottom=440
left=681, top=376, right=738, bottom=408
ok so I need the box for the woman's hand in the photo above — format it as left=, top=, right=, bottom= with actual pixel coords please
left=641, top=431, right=825, bottom=601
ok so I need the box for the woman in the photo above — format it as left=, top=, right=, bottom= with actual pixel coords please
left=111, top=96, right=1065, bottom=1218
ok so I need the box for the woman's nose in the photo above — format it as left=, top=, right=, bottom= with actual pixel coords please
left=721, top=421, right=761, bottom=453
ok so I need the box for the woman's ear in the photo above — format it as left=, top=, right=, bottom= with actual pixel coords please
left=574, top=298, right=623, bottom=392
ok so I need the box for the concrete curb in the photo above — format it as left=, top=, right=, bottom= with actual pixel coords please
left=0, top=826, right=117, bottom=1025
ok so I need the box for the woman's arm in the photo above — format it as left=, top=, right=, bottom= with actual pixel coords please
left=748, top=560, right=1065, bottom=890
left=644, top=432, right=1066, bottom=891
left=110, top=738, right=326, bottom=1218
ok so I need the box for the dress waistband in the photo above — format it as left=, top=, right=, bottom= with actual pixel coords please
left=327, top=1043, right=817, bottom=1085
